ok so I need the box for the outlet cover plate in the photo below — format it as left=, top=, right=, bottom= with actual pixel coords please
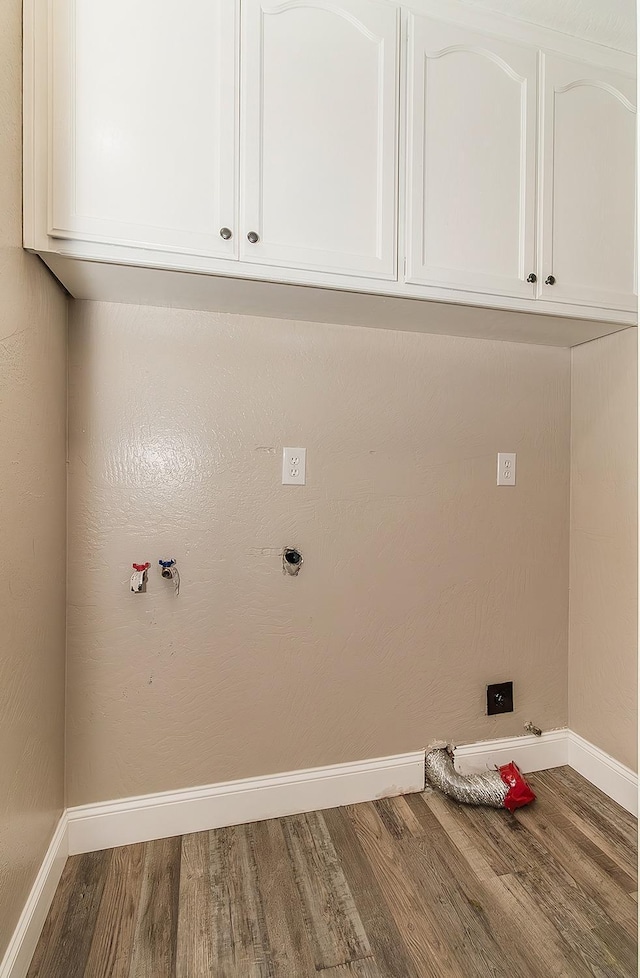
left=497, top=452, right=516, bottom=486
left=487, top=681, right=514, bottom=715
left=282, top=447, right=306, bottom=485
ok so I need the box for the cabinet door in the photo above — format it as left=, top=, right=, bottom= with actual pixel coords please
left=50, top=0, right=238, bottom=259
left=240, top=0, right=399, bottom=278
left=406, top=16, right=537, bottom=298
left=540, top=56, right=636, bottom=311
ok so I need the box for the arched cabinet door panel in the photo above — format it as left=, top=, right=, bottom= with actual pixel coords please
left=51, top=0, right=238, bottom=259
left=539, top=56, right=636, bottom=312
left=240, top=0, right=399, bottom=279
left=406, top=15, right=537, bottom=299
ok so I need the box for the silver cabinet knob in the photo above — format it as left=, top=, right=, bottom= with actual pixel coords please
left=247, top=231, right=260, bottom=243
left=526, top=272, right=537, bottom=283
left=545, top=275, right=556, bottom=286
left=219, top=227, right=232, bottom=240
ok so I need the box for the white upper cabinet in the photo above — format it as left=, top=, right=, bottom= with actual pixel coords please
left=406, top=16, right=537, bottom=298
left=50, top=0, right=238, bottom=259
left=25, top=0, right=637, bottom=332
left=539, top=56, right=636, bottom=311
left=239, top=0, right=399, bottom=278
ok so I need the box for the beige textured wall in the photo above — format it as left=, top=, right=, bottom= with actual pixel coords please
left=67, top=300, right=570, bottom=806
left=0, top=0, right=68, bottom=959
left=569, top=328, right=638, bottom=771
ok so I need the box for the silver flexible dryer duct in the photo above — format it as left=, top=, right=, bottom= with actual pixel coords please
left=425, top=747, right=507, bottom=807
left=425, top=746, right=536, bottom=811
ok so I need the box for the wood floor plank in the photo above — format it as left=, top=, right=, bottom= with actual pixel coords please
left=532, top=767, right=637, bottom=843
left=281, top=811, right=372, bottom=971
left=552, top=809, right=637, bottom=893
left=345, top=799, right=475, bottom=978
left=26, top=856, right=81, bottom=978
left=320, top=960, right=382, bottom=976
left=452, top=788, right=637, bottom=975
left=457, top=802, right=543, bottom=875
left=176, top=832, right=215, bottom=978
left=514, top=866, right=636, bottom=977
left=438, top=780, right=637, bottom=978
left=323, top=805, right=422, bottom=978
left=514, top=793, right=637, bottom=936
left=533, top=770, right=638, bottom=874
left=247, top=816, right=318, bottom=977
left=532, top=772, right=638, bottom=881
left=482, top=871, right=594, bottom=978
left=416, top=789, right=508, bottom=880
left=27, top=850, right=110, bottom=978
left=376, top=795, right=561, bottom=978
left=408, top=792, right=593, bottom=975
left=408, top=791, right=627, bottom=978
left=371, top=793, right=419, bottom=839
left=129, top=836, right=181, bottom=978
left=83, top=843, right=145, bottom=978
left=455, top=802, right=618, bottom=935
left=531, top=773, right=638, bottom=889
left=207, top=823, right=273, bottom=977
left=591, top=919, right=640, bottom=976
left=541, top=767, right=637, bottom=842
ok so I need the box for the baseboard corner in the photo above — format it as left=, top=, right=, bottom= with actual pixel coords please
left=0, top=814, right=68, bottom=978
left=567, top=731, right=638, bottom=816
left=454, top=727, right=637, bottom=817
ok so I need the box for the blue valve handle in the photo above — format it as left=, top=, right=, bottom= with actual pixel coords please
left=159, top=559, right=176, bottom=568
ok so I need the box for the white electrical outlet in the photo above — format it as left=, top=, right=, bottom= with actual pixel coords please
left=497, top=452, right=516, bottom=486
left=282, top=447, right=306, bottom=485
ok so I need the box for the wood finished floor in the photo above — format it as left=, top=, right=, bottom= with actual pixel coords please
left=28, top=767, right=638, bottom=977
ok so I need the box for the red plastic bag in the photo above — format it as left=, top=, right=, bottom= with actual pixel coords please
left=498, top=762, right=536, bottom=812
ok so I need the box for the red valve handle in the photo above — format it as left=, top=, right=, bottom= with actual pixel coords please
left=132, top=563, right=150, bottom=572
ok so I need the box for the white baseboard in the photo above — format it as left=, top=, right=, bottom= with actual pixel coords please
left=567, top=731, right=638, bottom=816
left=4, top=731, right=636, bottom=974
left=0, top=815, right=68, bottom=978
left=66, top=751, right=426, bottom=855
left=454, top=728, right=569, bottom=775
left=66, top=730, right=638, bottom=856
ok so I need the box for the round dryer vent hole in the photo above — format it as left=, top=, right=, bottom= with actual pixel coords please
left=283, top=548, right=303, bottom=576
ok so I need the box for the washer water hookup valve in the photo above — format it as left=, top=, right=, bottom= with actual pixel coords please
left=130, top=563, right=150, bottom=593
left=159, top=559, right=180, bottom=595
